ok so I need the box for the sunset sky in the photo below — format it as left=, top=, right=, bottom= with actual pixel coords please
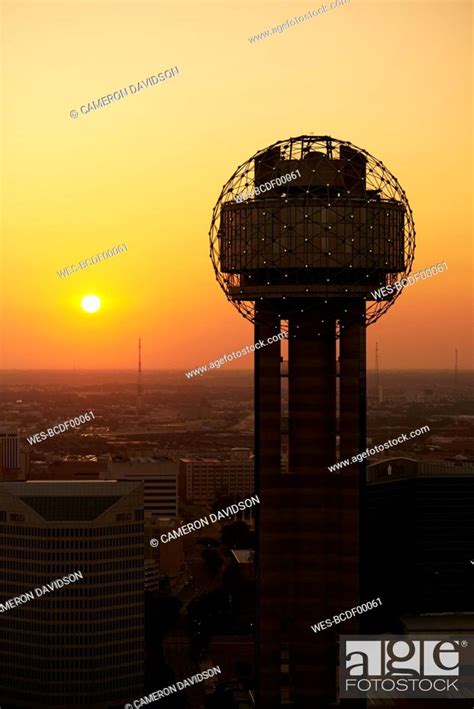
left=2, top=0, right=472, bottom=371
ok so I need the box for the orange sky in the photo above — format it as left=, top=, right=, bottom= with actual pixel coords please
left=1, top=0, right=472, bottom=370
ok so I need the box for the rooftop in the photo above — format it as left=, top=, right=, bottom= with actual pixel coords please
left=0, top=481, right=142, bottom=521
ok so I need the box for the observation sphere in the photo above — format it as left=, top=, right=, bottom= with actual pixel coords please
left=209, top=135, right=415, bottom=330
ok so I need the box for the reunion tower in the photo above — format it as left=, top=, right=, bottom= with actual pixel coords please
left=209, top=135, right=415, bottom=708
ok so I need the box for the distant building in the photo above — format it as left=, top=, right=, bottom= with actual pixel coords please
left=182, top=397, right=212, bottom=420
left=0, top=430, right=24, bottom=479
left=367, top=456, right=474, bottom=484
left=179, top=448, right=254, bottom=506
left=0, top=481, right=144, bottom=708
left=0, top=431, right=20, bottom=469
left=32, top=457, right=108, bottom=481
left=104, top=455, right=178, bottom=518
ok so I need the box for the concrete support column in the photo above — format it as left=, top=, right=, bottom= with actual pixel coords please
left=255, top=302, right=284, bottom=708
left=288, top=309, right=337, bottom=472
left=288, top=308, right=338, bottom=707
left=338, top=300, right=366, bottom=617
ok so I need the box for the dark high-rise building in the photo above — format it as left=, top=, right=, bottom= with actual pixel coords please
left=366, top=457, right=474, bottom=623
left=209, top=135, right=415, bottom=707
left=0, top=481, right=144, bottom=708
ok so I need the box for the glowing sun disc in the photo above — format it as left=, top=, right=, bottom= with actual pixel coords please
left=81, top=294, right=101, bottom=313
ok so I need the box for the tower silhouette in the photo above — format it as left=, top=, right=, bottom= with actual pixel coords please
left=209, top=135, right=415, bottom=707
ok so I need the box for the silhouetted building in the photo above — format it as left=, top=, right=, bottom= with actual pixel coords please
left=366, top=458, right=474, bottom=624
left=0, top=481, right=144, bottom=708
left=210, top=135, right=415, bottom=707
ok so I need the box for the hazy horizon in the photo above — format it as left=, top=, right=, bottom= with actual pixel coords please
left=2, top=1, right=472, bottom=371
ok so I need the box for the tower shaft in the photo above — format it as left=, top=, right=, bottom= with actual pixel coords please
left=375, top=341, right=379, bottom=398
left=255, top=300, right=366, bottom=708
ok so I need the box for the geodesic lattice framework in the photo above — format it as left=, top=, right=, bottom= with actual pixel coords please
left=209, top=135, right=415, bottom=333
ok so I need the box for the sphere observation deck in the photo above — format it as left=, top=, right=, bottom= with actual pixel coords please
left=209, top=136, right=415, bottom=327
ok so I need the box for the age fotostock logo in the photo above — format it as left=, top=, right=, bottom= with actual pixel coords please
left=340, top=636, right=474, bottom=699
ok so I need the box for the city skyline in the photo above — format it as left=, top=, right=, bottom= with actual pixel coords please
left=1, top=365, right=473, bottom=707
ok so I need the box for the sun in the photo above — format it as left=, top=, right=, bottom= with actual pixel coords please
left=81, top=294, right=101, bottom=313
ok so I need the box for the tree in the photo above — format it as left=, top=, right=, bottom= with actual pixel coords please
left=211, top=492, right=236, bottom=516
left=201, top=548, right=223, bottom=577
left=196, top=536, right=219, bottom=547
left=145, top=592, right=182, bottom=640
left=221, top=520, right=251, bottom=549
